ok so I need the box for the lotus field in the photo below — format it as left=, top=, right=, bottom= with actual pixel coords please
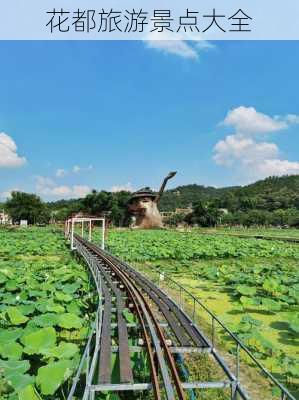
left=0, top=227, right=95, bottom=399
left=1, top=226, right=298, bottom=399
left=105, top=229, right=299, bottom=396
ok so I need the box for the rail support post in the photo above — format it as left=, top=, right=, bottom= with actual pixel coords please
left=212, top=316, right=215, bottom=348
left=179, top=286, right=182, bottom=308
left=236, top=343, right=240, bottom=383
left=231, top=380, right=238, bottom=400
left=71, top=219, right=75, bottom=250
left=192, top=298, right=196, bottom=322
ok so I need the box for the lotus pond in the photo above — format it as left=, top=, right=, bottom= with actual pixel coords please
left=105, top=229, right=299, bottom=396
left=0, top=227, right=96, bottom=399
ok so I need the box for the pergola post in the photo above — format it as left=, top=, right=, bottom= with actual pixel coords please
left=71, top=219, right=75, bottom=250
left=89, top=220, right=92, bottom=242
left=67, top=217, right=105, bottom=251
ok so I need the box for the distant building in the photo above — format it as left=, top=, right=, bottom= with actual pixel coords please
left=0, top=210, right=11, bottom=225
left=219, top=208, right=229, bottom=215
left=160, top=207, right=193, bottom=221
left=160, top=211, right=175, bottom=220
left=175, top=207, right=193, bottom=215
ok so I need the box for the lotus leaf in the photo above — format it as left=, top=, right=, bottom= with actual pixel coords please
left=32, top=313, right=58, bottom=327
left=0, top=342, right=23, bottom=360
left=36, top=360, right=73, bottom=395
left=0, top=359, right=30, bottom=378
left=236, top=285, right=256, bottom=296
left=18, top=304, right=36, bottom=316
left=46, top=303, right=65, bottom=313
left=55, top=292, right=73, bottom=302
left=262, top=278, right=281, bottom=294
left=62, top=282, right=81, bottom=294
left=6, top=373, right=35, bottom=392
left=44, top=341, right=79, bottom=359
left=57, top=313, right=83, bottom=329
left=5, top=280, right=18, bottom=292
left=240, top=296, right=259, bottom=309
left=7, top=307, right=29, bottom=325
left=22, top=327, right=56, bottom=355
left=261, top=298, right=281, bottom=311
left=0, top=328, right=22, bottom=345
left=18, top=385, right=41, bottom=400
left=66, top=301, right=81, bottom=315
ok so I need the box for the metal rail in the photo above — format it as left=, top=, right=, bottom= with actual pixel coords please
left=105, top=251, right=296, bottom=400
left=68, top=234, right=249, bottom=400
left=67, top=234, right=295, bottom=400
left=76, top=235, right=186, bottom=400
left=158, top=273, right=297, bottom=400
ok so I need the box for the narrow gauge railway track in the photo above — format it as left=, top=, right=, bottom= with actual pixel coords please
left=72, top=233, right=248, bottom=400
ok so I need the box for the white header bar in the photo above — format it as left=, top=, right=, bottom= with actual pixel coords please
left=0, top=0, right=299, bottom=40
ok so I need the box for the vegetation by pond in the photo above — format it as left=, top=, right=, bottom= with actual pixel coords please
left=0, top=227, right=96, bottom=399
left=105, top=228, right=299, bottom=396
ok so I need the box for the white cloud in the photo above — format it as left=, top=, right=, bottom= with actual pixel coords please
left=213, top=135, right=278, bottom=167
left=72, top=185, right=91, bottom=197
left=44, top=185, right=72, bottom=197
left=54, top=165, right=93, bottom=177
left=40, top=184, right=91, bottom=198
left=0, top=188, right=20, bottom=199
left=281, top=114, right=299, bottom=125
left=194, top=41, right=215, bottom=50
left=110, top=182, right=134, bottom=193
left=36, top=176, right=55, bottom=187
left=255, top=159, right=299, bottom=178
left=222, top=106, right=288, bottom=134
left=146, top=39, right=198, bottom=59
left=213, top=106, right=299, bottom=181
left=73, top=165, right=93, bottom=173
left=145, top=32, right=214, bottom=60
left=73, top=165, right=81, bottom=173
left=36, top=176, right=91, bottom=199
left=55, top=168, right=67, bottom=178
left=0, top=132, right=26, bottom=168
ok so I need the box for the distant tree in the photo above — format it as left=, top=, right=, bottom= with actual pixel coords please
left=269, top=209, right=287, bottom=226
left=186, top=201, right=222, bottom=227
left=242, top=210, right=268, bottom=226
left=81, top=190, right=131, bottom=227
left=111, top=191, right=131, bottom=226
left=285, top=208, right=299, bottom=227
left=110, top=203, right=122, bottom=226
left=165, top=213, right=186, bottom=226
left=45, top=174, right=299, bottom=227
left=51, top=207, right=72, bottom=222
left=82, top=190, right=113, bottom=215
left=6, top=191, right=50, bottom=224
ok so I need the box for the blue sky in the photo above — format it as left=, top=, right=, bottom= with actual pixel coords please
left=0, top=40, right=298, bottom=200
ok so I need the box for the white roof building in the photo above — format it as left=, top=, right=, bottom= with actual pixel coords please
left=0, top=210, right=11, bottom=224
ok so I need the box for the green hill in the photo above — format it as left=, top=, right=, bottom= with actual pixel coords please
left=159, top=184, right=236, bottom=211
left=159, top=175, right=299, bottom=212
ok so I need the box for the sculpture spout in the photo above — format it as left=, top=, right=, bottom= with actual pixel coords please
left=155, top=171, right=177, bottom=204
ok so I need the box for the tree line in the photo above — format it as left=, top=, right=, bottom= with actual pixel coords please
left=3, top=175, right=299, bottom=227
